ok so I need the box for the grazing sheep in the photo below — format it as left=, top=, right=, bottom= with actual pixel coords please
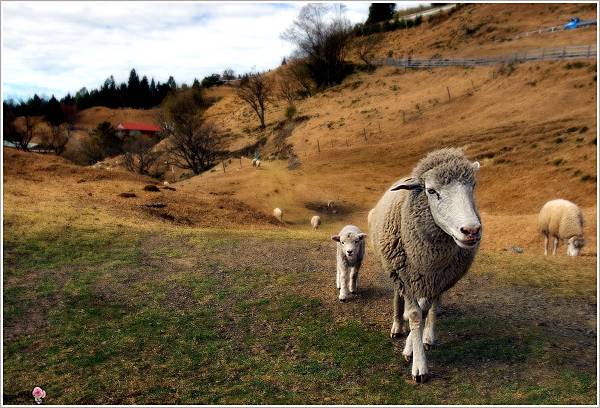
left=331, top=225, right=367, bottom=302
left=538, top=199, right=585, bottom=256
left=252, top=159, right=261, bottom=168
left=327, top=200, right=335, bottom=209
left=273, top=207, right=283, bottom=223
left=311, top=215, right=321, bottom=229
left=163, top=181, right=170, bottom=186
left=369, top=148, right=482, bottom=382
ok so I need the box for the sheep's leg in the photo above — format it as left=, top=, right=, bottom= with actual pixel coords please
left=543, top=234, right=548, bottom=256
left=338, top=265, right=349, bottom=302
left=349, top=267, right=358, bottom=293
left=402, top=330, right=413, bottom=361
left=336, top=262, right=341, bottom=290
left=423, top=297, right=439, bottom=350
left=406, top=299, right=428, bottom=383
left=552, top=237, right=558, bottom=255
left=390, top=288, right=406, bottom=338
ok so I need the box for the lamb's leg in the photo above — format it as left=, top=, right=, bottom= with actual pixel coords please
left=336, top=263, right=341, bottom=289
left=390, top=287, right=405, bottom=338
left=423, top=297, right=439, bottom=350
left=552, top=237, right=558, bottom=255
left=543, top=234, right=548, bottom=256
left=349, top=267, right=358, bottom=293
left=407, top=299, right=428, bottom=383
left=338, top=265, right=349, bottom=302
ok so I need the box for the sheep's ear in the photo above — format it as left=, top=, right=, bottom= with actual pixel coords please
left=331, top=235, right=341, bottom=242
left=357, top=233, right=367, bottom=240
left=472, top=161, right=480, bottom=171
left=390, top=178, right=421, bottom=191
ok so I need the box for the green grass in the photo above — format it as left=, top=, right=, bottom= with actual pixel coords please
left=3, top=224, right=597, bottom=404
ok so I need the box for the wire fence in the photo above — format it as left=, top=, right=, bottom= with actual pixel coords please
left=373, top=44, right=597, bottom=69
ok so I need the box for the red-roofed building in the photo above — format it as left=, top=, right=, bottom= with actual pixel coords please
left=116, top=122, right=161, bottom=138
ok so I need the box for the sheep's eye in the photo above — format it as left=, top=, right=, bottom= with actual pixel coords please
left=427, top=188, right=437, bottom=195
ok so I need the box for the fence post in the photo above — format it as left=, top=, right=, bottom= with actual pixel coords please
left=447, top=86, right=451, bottom=101
left=363, top=128, right=368, bottom=142
left=222, top=161, right=226, bottom=173
left=317, top=139, right=320, bottom=153
left=239, top=157, right=242, bottom=168
left=346, top=138, right=349, bottom=147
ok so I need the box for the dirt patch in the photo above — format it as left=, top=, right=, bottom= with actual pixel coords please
left=304, top=200, right=356, bottom=216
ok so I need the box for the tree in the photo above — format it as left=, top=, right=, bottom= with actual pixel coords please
left=236, top=72, right=273, bottom=128
left=201, top=73, right=223, bottom=88
left=82, top=121, right=122, bottom=163
left=160, top=89, right=224, bottom=174
left=365, top=3, right=396, bottom=25
left=222, top=68, right=236, bottom=81
left=281, top=4, right=353, bottom=88
left=355, top=33, right=383, bottom=69
left=123, top=135, right=161, bottom=175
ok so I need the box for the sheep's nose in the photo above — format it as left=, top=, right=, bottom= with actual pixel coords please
left=460, top=225, right=481, bottom=237
left=346, top=250, right=353, bottom=255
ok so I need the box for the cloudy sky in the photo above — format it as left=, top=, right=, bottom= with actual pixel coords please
left=2, top=1, right=426, bottom=101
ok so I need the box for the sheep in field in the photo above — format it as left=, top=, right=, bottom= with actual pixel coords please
left=538, top=199, right=585, bottom=256
left=311, top=215, right=321, bottom=229
left=273, top=207, right=283, bottom=223
left=331, top=225, right=367, bottom=302
left=368, top=148, right=482, bottom=383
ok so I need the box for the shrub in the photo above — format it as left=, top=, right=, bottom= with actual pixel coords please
left=285, top=104, right=297, bottom=121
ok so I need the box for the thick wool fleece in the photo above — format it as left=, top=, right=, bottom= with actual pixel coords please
left=538, top=199, right=584, bottom=240
left=369, top=148, right=479, bottom=300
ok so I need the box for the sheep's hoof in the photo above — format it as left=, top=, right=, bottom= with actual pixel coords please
left=412, top=374, right=428, bottom=384
left=423, top=343, right=433, bottom=351
left=403, top=354, right=411, bottom=363
left=339, top=298, right=348, bottom=303
left=390, top=332, right=403, bottom=339
left=350, top=290, right=356, bottom=294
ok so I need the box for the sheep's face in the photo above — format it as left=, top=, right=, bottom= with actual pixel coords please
left=567, top=236, right=585, bottom=256
left=423, top=169, right=481, bottom=249
left=332, top=232, right=367, bottom=262
left=391, top=162, right=482, bottom=248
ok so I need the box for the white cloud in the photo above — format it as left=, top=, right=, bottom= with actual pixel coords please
left=1, top=1, right=376, bottom=100
left=2, top=2, right=431, bottom=100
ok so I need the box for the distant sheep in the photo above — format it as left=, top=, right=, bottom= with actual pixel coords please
left=273, top=207, right=283, bottom=223
left=369, top=148, right=482, bottom=382
left=331, top=225, right=367, bottom=302
left=327, top=200, right=335, bottom=209
left=252, top=159, right=261, bottom=168
left=538, top=199, right=585, bottom=256
left=311, top=215, right=321, bottom=229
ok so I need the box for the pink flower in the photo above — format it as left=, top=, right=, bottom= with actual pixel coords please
left=32, top=387, right=46, bottom=403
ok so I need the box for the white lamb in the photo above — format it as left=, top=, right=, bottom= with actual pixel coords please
left=311, top=215, right=321, bottom=229
left=538, top=199, right=585, bottom=256
left=331, top=225, right=367, bottom=302
left=273, top=207, right=283, bottom=223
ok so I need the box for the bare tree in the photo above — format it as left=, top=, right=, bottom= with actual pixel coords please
left=44, top=124, right=69, bottom=155
left=123, top=136, right=161, bottom=175
left=18, top=116, right=36, bottom=151
left=222, top=68, right=236, bottom=81
left=355, top=33, right=383, bottom=69
left=161, top=89, right=225, bottom=174
left=236, top=72, right=273, bottom=129
left=281, top=4, right=353, bottom=88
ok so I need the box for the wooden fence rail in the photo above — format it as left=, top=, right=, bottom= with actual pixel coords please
left=373, top=45, right=597, bottom=69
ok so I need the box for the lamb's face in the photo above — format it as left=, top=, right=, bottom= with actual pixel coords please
left=423, top=164, right=481, bottom=249
left=332, top=232, right=366, bottom=262
left=567, top=236, right=585, bottom=256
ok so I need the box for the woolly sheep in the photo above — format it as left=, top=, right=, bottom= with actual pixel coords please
left=538, top=199, right=585, bottom=256
left=369, top=148, right=482, bottom=382
left=331, top=225, right=367, bottom=302
left=252, top=159, right=261, bottom=168
left=273, top=207, right=283, bottom=223
left=311, top=215, right=321, bottom=229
